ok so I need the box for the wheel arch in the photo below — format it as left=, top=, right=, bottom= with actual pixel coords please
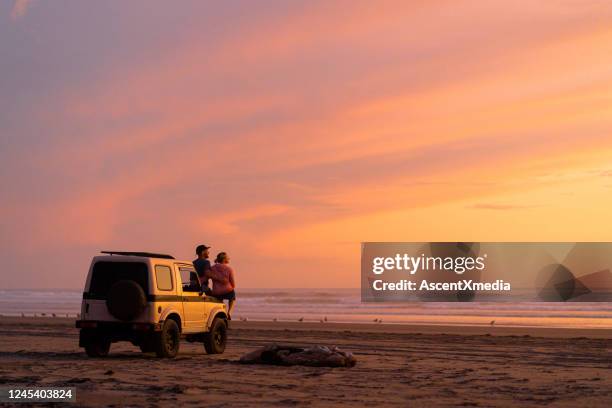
left=160, top=309, right=182, bottom=332
left=206, top=309, right=227, bottom=330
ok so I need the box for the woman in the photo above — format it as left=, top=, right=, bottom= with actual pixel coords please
left=206, top=252, right=236, bottom=319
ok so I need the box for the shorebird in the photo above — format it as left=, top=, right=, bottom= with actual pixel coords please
left=240, top=317, right=248, bottom=322
left=298, top=317, right=304, bottom=322
left=52, top=313, right=56, bottom=318
left=273, top=318, right=277, bottom=322
left=324, top=316, right=328, bottom=322
left=373, top=318, right=379, bottom=322
left=490, top=320, right=495, bottom=326
left=378, top=319, right=383, bottom=323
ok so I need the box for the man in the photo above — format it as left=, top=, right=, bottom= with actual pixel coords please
left=193, top=244, right=212, bottom=295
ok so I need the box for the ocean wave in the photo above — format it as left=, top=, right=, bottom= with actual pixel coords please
left=0, top=289, right=610, bottom=327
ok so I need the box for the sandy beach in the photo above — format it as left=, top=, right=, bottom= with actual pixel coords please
left=0, top=317, right=610, bottom=407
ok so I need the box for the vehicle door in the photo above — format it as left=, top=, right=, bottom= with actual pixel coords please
left=175, top=264, right=207, bottom=329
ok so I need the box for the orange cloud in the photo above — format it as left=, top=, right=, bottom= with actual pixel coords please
left=3, top=1, right=612, bottom=288
left=10, top=0, right=32, bottom=20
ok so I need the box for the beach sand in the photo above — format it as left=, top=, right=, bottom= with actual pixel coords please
left=0, top=317, right=610, bottom=407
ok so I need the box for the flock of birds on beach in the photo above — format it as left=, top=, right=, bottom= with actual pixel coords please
left=236, top=316, right=384, bottom=324
left=0, top=314, right=498, bottom=327
left=0, top=313, right=384, bottom=323
left=235, top=317, right=495, bottom=325
left=0, top=313, right=81, bottom=318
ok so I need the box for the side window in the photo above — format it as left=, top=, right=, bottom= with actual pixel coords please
left=178, top=266, right=200, bottom=292
left=179, top=266, right=197, bottom=286
left=155, top=265, right=173, bottom=291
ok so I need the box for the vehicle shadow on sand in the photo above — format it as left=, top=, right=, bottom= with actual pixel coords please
left=1, top=350, right=157, bottom=360
left=0, top=350, right=240, bottom=365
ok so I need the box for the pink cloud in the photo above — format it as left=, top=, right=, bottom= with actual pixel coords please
left=3, top=1, right=612, bottom=288
left=10, top=0, right=32, bottom=20
left=469, top=204, right=537, bottom=211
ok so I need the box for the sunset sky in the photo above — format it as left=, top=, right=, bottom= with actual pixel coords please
left=2, top=0, right=612, bottom=289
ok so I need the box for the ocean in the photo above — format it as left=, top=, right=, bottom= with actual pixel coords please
left=1, top=288, right=611, bottom=329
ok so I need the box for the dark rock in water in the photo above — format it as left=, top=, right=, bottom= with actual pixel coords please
left=240, top=344, right=356, bottom=367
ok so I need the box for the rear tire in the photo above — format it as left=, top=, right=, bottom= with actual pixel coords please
left=85, top=339, right=111, bottom=357
left=154, top=319, right=180, bottom=358
left=204, top=317, right=227, bottom=354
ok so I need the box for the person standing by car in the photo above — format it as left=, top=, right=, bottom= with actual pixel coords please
left=207, top=252, right=236, bottom=319
left=193, top=244, right=212, bottom=295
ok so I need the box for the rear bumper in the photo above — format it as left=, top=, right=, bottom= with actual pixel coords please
left=77, top=320, right=161, bottom=347
left=76, top=320, right=161, bottom=331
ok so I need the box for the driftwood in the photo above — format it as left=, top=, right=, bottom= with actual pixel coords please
left=239, top=344, right=356, bottom=367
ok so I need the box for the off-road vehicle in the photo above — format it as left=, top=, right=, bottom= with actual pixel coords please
left=76, top=251, right=228, bottom=358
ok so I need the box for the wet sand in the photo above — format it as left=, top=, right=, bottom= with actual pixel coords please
left=0, top=317, right=610, bottom=407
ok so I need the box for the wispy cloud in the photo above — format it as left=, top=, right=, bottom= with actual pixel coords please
left=2, top=1, right=612, bottom=288
left=468, top=203, right=538, bottom=211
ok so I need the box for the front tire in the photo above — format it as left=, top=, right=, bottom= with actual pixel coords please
left=85, top=339, right=111, bottom=357
left=204, top=317, right=227, bottom=354
left=154, top=319, right=180, bottom=358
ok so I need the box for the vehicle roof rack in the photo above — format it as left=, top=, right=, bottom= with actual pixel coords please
left=101, top=251, right=175, bottom=259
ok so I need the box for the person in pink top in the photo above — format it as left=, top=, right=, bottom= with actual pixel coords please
left=206, top=252, right=236, bottom=319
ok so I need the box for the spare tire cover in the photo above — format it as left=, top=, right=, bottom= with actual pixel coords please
left=106, top=280, right=147, bottom=321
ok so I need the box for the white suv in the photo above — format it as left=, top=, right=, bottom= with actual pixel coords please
left=76, top=251, right=228, bottom=358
